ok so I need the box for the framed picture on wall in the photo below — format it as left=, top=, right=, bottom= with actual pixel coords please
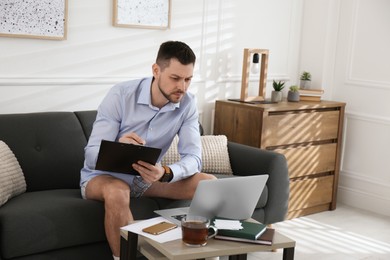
left=0, top=0, right=68, bottom=40
left=113, top=0, right=171, bottom=30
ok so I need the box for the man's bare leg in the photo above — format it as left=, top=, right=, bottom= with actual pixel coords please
left=144, top=173, right=219, bottom=260
left=84, top=173, right=215, bottom=256
left=85, top=175, right=133, bottom=257
left=143, top=172, right=217, bottom=199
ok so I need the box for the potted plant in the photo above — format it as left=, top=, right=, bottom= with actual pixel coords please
left=300, top=71, right=311, bottom=89
left=271, top=80, right=285, bottom=102
left=287, top=85, right=300, bottom=102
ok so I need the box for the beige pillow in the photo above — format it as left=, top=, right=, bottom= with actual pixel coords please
left=0, top=141, right=27, bottom=206
left=161, top=135, right=233, bottom=175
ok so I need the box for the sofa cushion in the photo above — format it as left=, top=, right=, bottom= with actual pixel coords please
left=0, top=112, right=87, bottom=191
left=162, top=135, right=233, bottom=175
left=0, top=140, right=26, bottom=206
left=9, top=242, right=113, bottom=260
left=74, top=110, right=97, bottom=140
left=0, top=190, right=105, bottom=259
left=0, top=188, right=185, bottom=259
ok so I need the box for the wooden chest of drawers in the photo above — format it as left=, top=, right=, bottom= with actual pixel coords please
left=214, top=100, right=346, bottom=219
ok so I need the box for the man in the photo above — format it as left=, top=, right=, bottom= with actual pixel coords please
left=80, top=41, right=216, bottom=259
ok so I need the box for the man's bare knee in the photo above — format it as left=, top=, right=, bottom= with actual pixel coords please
left=86, top=175, right=130, bottom=204
left=193, top=172, right=217, bottom=182
left=103, top=181, right=130, bottom=206
left=184, top=173, right=217, bottom=198
left=199, top=172, right=217, bottom=181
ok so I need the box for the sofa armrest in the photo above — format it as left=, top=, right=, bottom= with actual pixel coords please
left=227, top=141, right=289, bottom=224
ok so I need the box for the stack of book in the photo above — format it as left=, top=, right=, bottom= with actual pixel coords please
left=299, top=89, right=324, bottom=101
left=214, top=220, right=275, bottom=245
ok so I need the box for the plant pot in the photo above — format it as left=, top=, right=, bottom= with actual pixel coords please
left=271, top=91, right=283, bottom=103
left=300, top=80, right=311, bottom=90
left=287, top=91, right=300, bottom=102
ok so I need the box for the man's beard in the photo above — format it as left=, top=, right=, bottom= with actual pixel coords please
left=158, top=81, right=184, bottom=104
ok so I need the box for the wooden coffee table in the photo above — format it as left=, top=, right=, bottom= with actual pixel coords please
left=120, top=228, right=295, bottom=260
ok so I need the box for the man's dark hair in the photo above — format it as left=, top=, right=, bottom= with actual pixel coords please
left=156, top=41, right=196, bottom=70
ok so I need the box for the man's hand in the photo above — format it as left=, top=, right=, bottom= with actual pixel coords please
left=120, top=132, right=163, bottom=183
left=119, top=132, right=146, bottom=146
left=132, top=161, right=164, bottom=184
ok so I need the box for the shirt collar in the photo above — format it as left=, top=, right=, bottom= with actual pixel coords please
left=137, top=77, right=180, bottom=111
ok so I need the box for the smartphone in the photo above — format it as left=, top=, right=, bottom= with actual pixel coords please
left=142, top=221, right=178, bottom=235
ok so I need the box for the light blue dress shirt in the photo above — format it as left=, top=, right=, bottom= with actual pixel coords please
left=80, top=77, right=202, bottom=186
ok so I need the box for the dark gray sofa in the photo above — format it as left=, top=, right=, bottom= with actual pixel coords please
left=0, top=111, right=289, bottom=260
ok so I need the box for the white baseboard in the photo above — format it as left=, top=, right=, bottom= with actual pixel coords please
left=337, top=186, right=390, bottom=217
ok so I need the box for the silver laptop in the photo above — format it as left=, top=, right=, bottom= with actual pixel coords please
left=155, top=175, right=268, bottom=225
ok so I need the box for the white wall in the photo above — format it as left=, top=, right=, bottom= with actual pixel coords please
left=300, top=0, right=390, bottom=217
left=0, top=0, right=302, bottom=134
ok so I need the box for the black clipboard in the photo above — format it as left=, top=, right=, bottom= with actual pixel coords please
left=95, top=140, right=162, bottom=175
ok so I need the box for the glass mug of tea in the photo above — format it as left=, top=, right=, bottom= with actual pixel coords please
left=181, top=215, right=218, bottom=247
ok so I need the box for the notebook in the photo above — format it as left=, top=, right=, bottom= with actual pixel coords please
left=155, top=175, right=268, bottom=226
left=215, top=220, right=267, bottom=240
left=95, top=140, right=162, bottom=175
left=215, top=228, right=275, bottom=245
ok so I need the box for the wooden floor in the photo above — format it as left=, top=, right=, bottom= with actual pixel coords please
left=245, top=204, right=390, bottom=260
